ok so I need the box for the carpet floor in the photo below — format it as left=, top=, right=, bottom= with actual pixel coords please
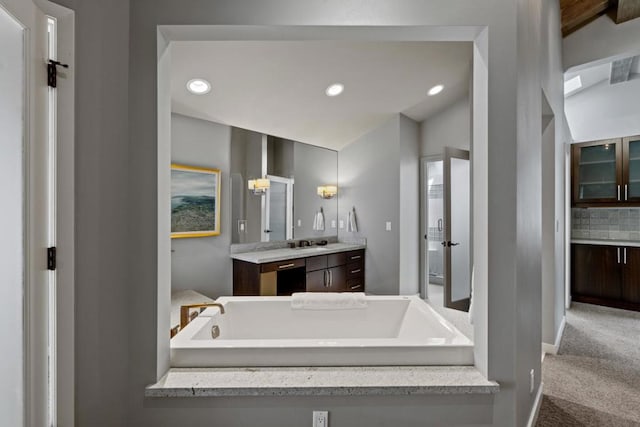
left=537, top=302, right=640, bottom=426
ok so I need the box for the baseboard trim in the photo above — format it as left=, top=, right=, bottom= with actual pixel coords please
left=527, top=382, right=544, bottom=427
left=542, top=316, right=566, bottom=355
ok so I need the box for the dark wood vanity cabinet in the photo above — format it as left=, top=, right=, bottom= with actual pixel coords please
left=233, top=249, right=365, bottom=296
left=571, top=244, right=640, bottom=311
left=305, top=252, right=348, bottom=292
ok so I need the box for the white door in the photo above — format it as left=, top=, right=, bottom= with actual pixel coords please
left=444, top=147, right=471, bottom=312
left=0, top=1, right=74, bottom=425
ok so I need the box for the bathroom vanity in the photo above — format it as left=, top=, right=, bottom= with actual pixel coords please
left=231, top=244, right=365, bottom=296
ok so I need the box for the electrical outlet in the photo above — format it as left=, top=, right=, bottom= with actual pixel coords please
left=331, top=220, right=336, bottom=228
left=339, top=220, right=344, bottom=229
left=385, top=221, right=392, bottom=231
left=238, top=220, right=247, bottom=233
left=297, top=219, right=302, bottom=227
left=529, top=369, right=535, bottom=394
left=313, top=411, right=328, bottom=427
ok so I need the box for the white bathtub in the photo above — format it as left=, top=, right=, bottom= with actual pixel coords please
left=170, top=295, right=473, bottom=367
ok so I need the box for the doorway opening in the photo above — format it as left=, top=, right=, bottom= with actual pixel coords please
left=264, top=175, right=294, bottom=241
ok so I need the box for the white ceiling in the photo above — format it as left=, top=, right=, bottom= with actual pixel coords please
left=170, top=41, right=472, bottom=150
left=565, top=55, right=640, bottom=98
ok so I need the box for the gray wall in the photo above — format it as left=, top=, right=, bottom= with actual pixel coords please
left=51, top=0, right=131, bottom=425
left=399, top=115, right=421, bottom=295
left=51, top=0, right=567, bottom=425
left=230, top=127, right=263, bottom=243
left=540, top=0, right=567, bottom=352
left=420, top=96, right=471, bottom=157
left=171, top=113, right=232, bottom=297
left=294, top=141, right=339, bottom=239
left=339, top=116, right=401, bottom=295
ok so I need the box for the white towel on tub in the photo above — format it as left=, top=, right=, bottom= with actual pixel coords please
left=291, top=292, right=367, bottom=310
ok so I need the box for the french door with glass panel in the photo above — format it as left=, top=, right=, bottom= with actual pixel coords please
left=443, top=148, right=471, bottom=312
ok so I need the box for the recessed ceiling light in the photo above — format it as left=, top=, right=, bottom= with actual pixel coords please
left=186, top=78, right=211, bottom=95
left=564, top=75, right=582, bottom=95
left=325, top=83, right=344, bottom=97
left=428, top=84, right=444, bottom=96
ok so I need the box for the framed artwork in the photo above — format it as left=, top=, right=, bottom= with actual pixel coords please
left=171, top=163, right=221, bottom=238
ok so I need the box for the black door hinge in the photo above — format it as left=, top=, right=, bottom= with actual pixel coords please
left=47, top=59, right=68, bottom=88
left=47, top=247, right=57, bottom=271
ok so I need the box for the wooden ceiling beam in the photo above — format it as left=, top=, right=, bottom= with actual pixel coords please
left=609, top=0, right=640, bottom=24
left=561, top=0, right=611, bottom=37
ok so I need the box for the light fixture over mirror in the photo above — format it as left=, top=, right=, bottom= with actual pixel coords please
left=248, top=178, right=270, bottom=195
left=317, top=185, right=337, bottom=199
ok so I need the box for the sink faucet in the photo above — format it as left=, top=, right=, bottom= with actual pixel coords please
left=298, top=239, right=312, bottom=247
left=180, top=302, right=225, bottom=330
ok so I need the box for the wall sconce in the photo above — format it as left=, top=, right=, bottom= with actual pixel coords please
left=248, top=178, right=270, bottom=195
left=317, top=185, right=338, bottom=199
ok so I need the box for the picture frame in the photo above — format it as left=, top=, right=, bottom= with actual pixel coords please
left=171, top=163, right=221, bottom=238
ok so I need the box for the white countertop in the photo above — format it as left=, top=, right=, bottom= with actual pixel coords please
left=145, top=366, right=499, bottom=398
left=571, top=239, right=640, bottom=247
left=230, top=242, right=366, bottom=264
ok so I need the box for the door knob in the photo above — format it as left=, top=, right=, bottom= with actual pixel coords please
left=443, top=241, right=460, bottom=247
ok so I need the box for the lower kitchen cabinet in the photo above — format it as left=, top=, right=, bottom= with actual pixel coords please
left=571, top=244, right=640, bottom=311
left=622, top=247, right=640, bottom=304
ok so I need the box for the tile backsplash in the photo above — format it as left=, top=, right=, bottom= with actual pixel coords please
left=572, top=208, right=640, bottom=240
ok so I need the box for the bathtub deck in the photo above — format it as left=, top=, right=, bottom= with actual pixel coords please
left=145, top=366, right=498, bottom=398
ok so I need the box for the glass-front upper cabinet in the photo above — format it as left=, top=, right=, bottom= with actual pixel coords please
left=624, top=135, right=640, bottom=202
left=572, top=139, right=622, bottom=205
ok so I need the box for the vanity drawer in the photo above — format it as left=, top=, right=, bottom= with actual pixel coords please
left=306, top=255, right=328, bottom=272
left=261, top=258, right=305, bottom=273
left=346, top=261, right=364, bottom=279
left=346, top=278, right=365, bottom=292
left=328, top=252, right=347, bottom=268
left=345, top=250, right=364, bottom=263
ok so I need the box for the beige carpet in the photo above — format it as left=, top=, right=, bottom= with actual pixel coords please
left=537, top=302, right=640, bottom=426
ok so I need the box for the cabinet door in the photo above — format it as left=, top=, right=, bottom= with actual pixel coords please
left=623, top=135, right=640, bottom=202
left=622, top=247, right=640, bottom=304
left=306, top=269, right=328, bottom=292
left=572, top=139, right=622, bottom=204
left=327, top=266, right=347, bottom=291
left=572, top=244, right=622, bottom=300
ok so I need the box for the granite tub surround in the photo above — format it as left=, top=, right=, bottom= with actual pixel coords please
left=571, top=207, right=640, bottom=241
left=145, top=366, right=499, bottom=398
left=231, top=242, right=366, bottom=264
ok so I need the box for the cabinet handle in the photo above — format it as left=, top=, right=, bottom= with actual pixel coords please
left=617, top=247, right=621, bottom=264
left=618, top=185, right=621, bottom=201
left=350, top=284, right=362, bottom=290
left=278, top=263, right=295, bottom=269
left=350, top=255, right=361, bottom=260
left=350, top=269, right=361, bottom=274
left=624, top=247, right=627, bottom=264
left=323, top=270, right=328, bottom=287
left=329, top=270, right=333, bottom=286
left=625, top=184, right=628, bottom=201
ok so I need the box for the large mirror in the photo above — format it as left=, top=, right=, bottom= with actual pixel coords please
left=230, top=126, right=338, bottom=244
